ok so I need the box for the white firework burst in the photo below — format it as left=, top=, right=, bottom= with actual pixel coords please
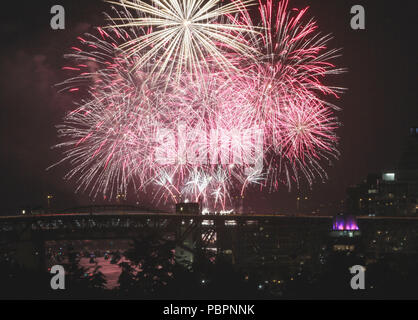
left=107, top=0, right=257, bottom=82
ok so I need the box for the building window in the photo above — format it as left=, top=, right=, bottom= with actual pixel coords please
left=382, top=172, right=395, bottom=181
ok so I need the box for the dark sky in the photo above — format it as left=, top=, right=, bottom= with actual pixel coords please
left=0, top=0, right=416, bottom=214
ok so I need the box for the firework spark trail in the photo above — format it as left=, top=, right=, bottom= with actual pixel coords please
left=232, top=0, right=344, bottom=189
left=52, top=0, right=345, bottom=210
left=158, top=72, right=265, bottom=208
left=106, top=0, right=257, bottom=83
left=53, top=25, right=258, bottom=207
left=51, top=18, right=171, bottom=199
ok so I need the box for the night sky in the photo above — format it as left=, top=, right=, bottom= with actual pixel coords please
left=0, top=0, right=416, bottom=214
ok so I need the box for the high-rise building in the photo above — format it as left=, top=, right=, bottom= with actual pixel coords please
left=346, top=127, right=418, bottom=216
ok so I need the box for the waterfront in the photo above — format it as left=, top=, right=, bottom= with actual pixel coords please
left=1, top=212, right=418, bottom=298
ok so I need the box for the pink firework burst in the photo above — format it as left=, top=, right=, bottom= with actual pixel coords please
left=52, top=0, right=345, bottom=210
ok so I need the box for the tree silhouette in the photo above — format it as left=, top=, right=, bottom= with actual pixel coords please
left=116, top=234, right=177, bottom=298
left=62, top=245, right=107, bottom=297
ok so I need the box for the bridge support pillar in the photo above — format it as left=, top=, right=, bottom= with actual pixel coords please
left=175, top=219, right=200, bottom=268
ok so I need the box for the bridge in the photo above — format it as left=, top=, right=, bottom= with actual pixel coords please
left=0, top=205, right=333, bottom=269
left=0, top=206, right=334, bottom=244
left=1, top=206, right=418, bottom=273
left=2, top=204, right=418, bottom=245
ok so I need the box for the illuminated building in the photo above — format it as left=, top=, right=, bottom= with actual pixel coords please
left=346, top=127, right=418, bottom=216
left=329, top=215, right=361, bottom=252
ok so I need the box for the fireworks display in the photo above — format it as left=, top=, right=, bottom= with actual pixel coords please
left=52, top=0, right=345, bottom=210
left=106, top=0, right=256, bottom=82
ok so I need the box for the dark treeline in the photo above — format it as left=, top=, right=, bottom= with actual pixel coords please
left=1, top=235, right=418, bottom=299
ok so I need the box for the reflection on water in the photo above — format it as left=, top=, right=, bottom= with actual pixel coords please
left=79, top=257, right=127, bottom=289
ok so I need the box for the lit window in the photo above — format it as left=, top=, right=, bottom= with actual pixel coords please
left=382, top=173, right=395, bottom=181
